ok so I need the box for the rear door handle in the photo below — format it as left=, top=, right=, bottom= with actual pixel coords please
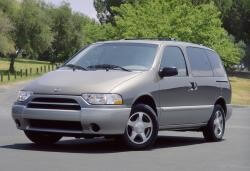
left=188, top=82, right=198, bottom=91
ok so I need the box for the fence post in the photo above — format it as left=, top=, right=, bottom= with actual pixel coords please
left=48, top=65, right=50, bottom=71
left=14, top=71, right=17, bottom=79
left=20, top=69, right=23, bottom=78
left=25, top=69, right=28, bottom=77
left=8, top=72, right=10, bottom=81
left=30, top=68, right=32, bottom=75
left=0, top=73, right=3, bottom=82
left=37, top=68, right=39, bottom=74
left=44, top=66, right=46, bottom=72
left=40, top=66, right=42, bottom=73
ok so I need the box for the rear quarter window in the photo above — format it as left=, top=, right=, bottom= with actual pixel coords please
left=186, top=47, right=213, bottom=77
left=205, top=50, right=226, bottom=77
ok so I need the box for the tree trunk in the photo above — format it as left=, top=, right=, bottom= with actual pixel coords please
left=9, top=53, right=17, bottom=73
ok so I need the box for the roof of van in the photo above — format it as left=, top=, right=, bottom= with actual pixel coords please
left=96, top=39, right=214, bottom=51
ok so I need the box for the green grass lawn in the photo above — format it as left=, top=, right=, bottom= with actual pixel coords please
left=0, top=58, right=50, bottom=71
left=0, top=58, right=55, bottom=84
left=230, top=76, right=250, bottom=105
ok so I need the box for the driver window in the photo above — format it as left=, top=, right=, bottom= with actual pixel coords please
left=161, top=46, right=188, bottom=77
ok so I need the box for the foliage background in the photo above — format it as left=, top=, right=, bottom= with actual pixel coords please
left=0, top=0, right=249, bottom=71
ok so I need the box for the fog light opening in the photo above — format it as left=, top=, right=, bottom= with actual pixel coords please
left=90, top=123, right=100, bottom=132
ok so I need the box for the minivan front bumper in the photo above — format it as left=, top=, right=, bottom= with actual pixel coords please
left=12, top=95, right=131, bottom=135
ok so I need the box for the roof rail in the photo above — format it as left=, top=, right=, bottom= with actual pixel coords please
left=123, top=37, right=176, bottom=41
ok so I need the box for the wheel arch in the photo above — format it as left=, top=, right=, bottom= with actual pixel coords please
left=132, top=94, right=158, bottom=115
left=214, top=97, right=227, bottom=116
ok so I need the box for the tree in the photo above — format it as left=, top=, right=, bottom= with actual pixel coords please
left=222, top=0, right=250, bottom=69
left=112, top=0, right=243, bottom=68
left=42, top=3, right=87, bottom=63
left=94, top=0, right=122, bottom=24
left=10, top=0, right=54, bottom=72
left=0, top=0, right=18, bottom=18
left=191, top=0, right=250, bottom=69
left=94, top=0, right=145, bottom=24
left=83, top=21, right=116, bottom=44
left=94, top=0, right=235, bottom=24
left=0, top=11, right=15, bottom=56
left=0, top=0, right=18, bottom=72
left=191, top=0, right=233, bottom=18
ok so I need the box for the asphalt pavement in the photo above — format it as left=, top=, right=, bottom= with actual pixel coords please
left=0, top=82, right=249, bottom=171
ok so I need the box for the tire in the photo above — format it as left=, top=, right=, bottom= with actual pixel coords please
left=203, top=105, right=226, bottom=142
left=123, top=104, right=158, bottom=149
left=24, top=131, right=62, bottom=145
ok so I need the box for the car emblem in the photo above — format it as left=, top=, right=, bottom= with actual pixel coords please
left=53, top=88, right=61, bottom=93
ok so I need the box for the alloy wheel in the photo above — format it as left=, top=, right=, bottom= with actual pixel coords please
left=126, top=112, right=153, bottom=144
left=213, top=110, right=224, bottom=138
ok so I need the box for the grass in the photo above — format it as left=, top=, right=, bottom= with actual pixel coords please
left=0, top=58, right=49, bottom=71
left=0, top=58, right=55, bottom=84
left=230, top=76, right=250, bottom=105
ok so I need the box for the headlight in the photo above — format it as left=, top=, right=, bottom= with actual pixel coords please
left=17, top=91, right=33, bottom=102
left=82, top=93, right=123, bottom=105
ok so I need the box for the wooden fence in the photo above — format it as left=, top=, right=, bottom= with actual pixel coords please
left=0, top=64, right=59, bottom=83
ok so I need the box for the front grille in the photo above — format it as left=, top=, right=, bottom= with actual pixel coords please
left=29, top=119, right=83, bottom=131
left=27, top=97, right=81, bottom=110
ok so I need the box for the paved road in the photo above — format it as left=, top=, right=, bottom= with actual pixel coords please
left=0, top=82, right=250, bottom=171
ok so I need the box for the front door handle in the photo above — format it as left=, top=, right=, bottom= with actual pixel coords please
left=188, top=82, right=198, bottom=91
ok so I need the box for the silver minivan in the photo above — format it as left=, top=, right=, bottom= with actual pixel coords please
left=12, top=39, right=232, bottom=149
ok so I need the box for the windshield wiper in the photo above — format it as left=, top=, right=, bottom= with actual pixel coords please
left=87, top=64, right=131, bottom=72
left=64, top=64, right=88, bottom=71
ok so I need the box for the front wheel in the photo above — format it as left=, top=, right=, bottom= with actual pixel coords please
left=203, top=105, right=226, bottom=141
left=123, top=104, right=158, bottom=149
left=24, top=131, right=62, bottom=145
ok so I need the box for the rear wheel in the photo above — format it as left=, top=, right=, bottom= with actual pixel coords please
left=24, top=131, right=62, bottom=145
left=123, top=104, right=158, bottom=149
left=203, top=105, right=225, bottom=141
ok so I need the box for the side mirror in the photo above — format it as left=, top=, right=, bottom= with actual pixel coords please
left=159, top=67, right=178, bottom=77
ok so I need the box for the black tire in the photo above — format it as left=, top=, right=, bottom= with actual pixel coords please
left=123, top=104, right=158, bottom=149
left=203, top=105, right=226, bottom=142
left=24, top=131, right=62, bottom=145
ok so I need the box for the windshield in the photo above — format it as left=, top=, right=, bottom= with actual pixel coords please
left=66, top=43, right=158, bottom=71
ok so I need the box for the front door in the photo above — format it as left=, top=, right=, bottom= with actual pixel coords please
left=158, top=46, right=199, bottom=126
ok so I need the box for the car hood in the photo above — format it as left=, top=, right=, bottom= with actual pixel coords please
left=23, top=69, right=142, bottom=95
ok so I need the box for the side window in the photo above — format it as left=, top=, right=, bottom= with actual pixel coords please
left=186, top=47, right=213, bottom=77
left=205, top=50, right=226, bottom=77
left=161, top=46, right=187, bottom=77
